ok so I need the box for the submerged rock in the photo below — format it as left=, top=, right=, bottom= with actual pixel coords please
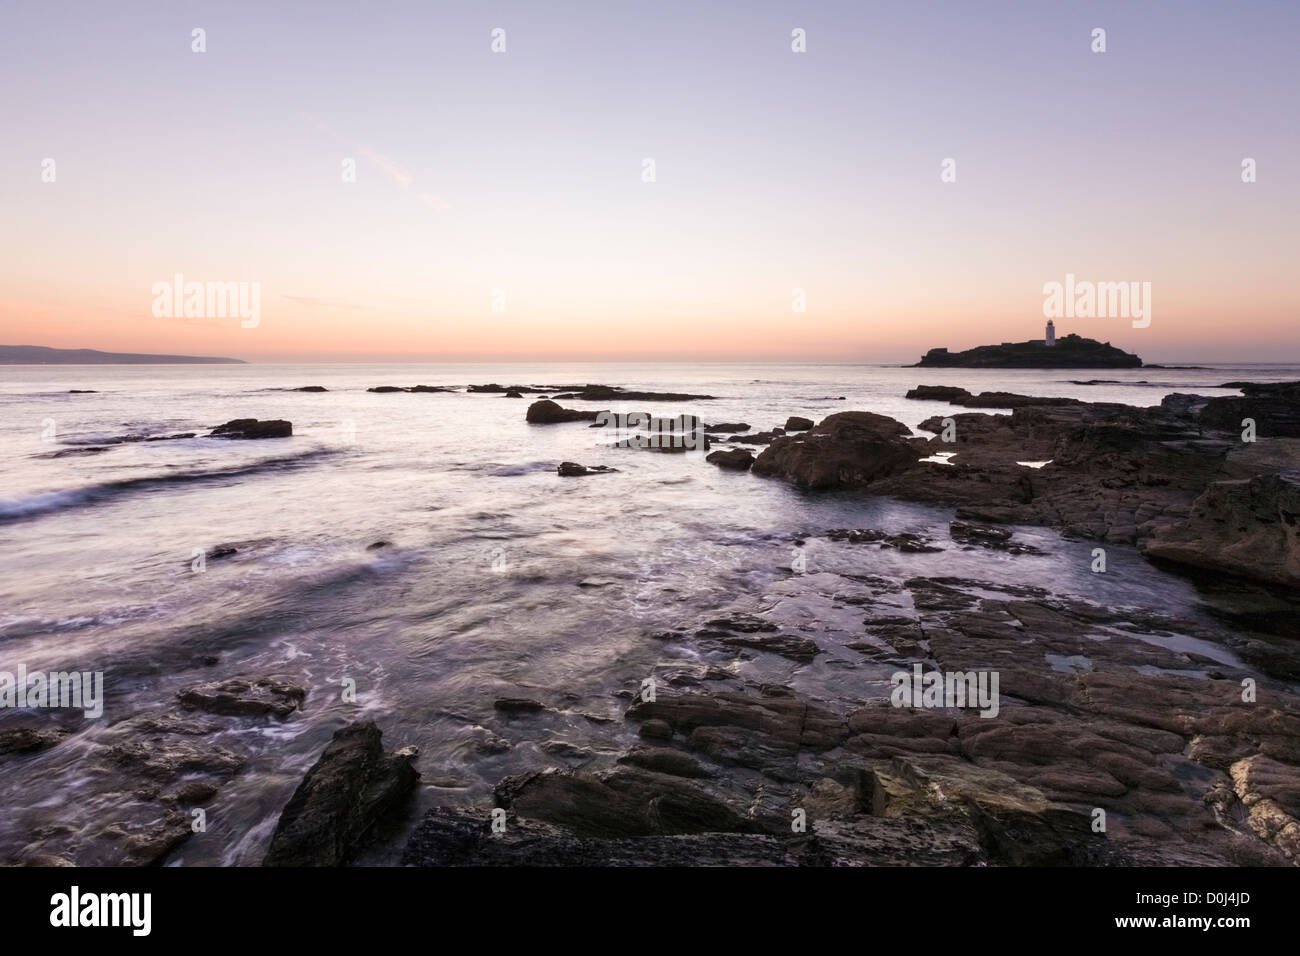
left=177, top=675, right=307, bottom=718
left=263, top=721, right=419, bottom=866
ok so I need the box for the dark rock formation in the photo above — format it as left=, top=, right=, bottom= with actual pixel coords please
left=177, top=675, right=307, bottom=718
left=209, top=419, right=292, bottom=439
left=557, top=462, right=617, bottom=476
left=526, top=400, right=603, bottom=424
left=705, top=448, right=755, bottom=471
left=705, top=422, right=750, bottom=433
left=1143, top=472, right=1300, bottom=587
left=367, top=385, right=456, bottom=393
left=914, top=334, right=1141, bottom=368
left=752, top=412, right=922, bottom=490
left=263, top=722, right=419, bottom=866
left=292, top=386, right=328, bottom=392
left=1199, top=382, right=1300, bottom=438
left=784, top=416, right=814, bottom=431
left=906, top=386, right=1082, bottom=409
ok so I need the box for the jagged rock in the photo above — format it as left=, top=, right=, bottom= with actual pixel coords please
left=784, top=416, right=813, bottom=431
left=705, top=422, right=750, bottom=433
left=263, top=722, right=419, bottom=866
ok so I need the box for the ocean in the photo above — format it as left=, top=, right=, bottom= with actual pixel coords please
left=1, top=361, right=1296, bottom=864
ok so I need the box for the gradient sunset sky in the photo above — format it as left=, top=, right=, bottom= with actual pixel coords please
left=1, top=0, right=1296, bottom=363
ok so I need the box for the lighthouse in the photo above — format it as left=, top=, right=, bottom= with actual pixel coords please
left=1045, top=319, right=1056, bottom=346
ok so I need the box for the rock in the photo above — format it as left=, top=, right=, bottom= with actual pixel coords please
left=617, top=747, right=711, bottom=778
left=826, top=528, right=942, bottom=552
left=494, top=767, right=759, bottom=838
left=206, top=546, right=238, bottom=560
left=367, top=385, right=456, bottom=393
left=68, top=389, right=96, bottom=393
left=292, top=386, right=328, bottom=392
left=726, top=429, right=784, bottom=445
left=0, top=726, right=66, bottom=756
left=705, top=422, right=750, bottom=433
left=752, top=412, right=921, bottom=490
left=504, top=390, right=523, bottom=398
left=367, top=540, right=391, bottom=550
left=906, top=386, right=971, bottom=402
left=209, top=419, right=292, bottom=439
left=705, top=449, right=755, bottom=471
left=263, top=722, right=419, bottom=866
left=177, top=675, right=307, bottom=718
left=914, top=334, right=1142, bottom=369
left=494, top=698, right=547, bottom=714
left=401, top=806, right=798, bottom=866
left=640, top=719, right=674, bottom=741
left=1143, top=472, right=1300, bottom=586
left=526, top=400, right=603, bottom=424
left=557, top=461, right=618, bottom=477
left=1200, top=383, right=1300, bottom=438
left=784, top=416, right=814, bottom=431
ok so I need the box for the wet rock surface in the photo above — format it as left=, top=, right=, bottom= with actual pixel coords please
left=400, top=545, right=1300, bottom=866
left=264, top=722, right=419, bottom=866
left=178, top=675, right=307, bottom=718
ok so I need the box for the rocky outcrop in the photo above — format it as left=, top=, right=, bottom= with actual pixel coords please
left=178, top=675, right=307, bottom=718
left=526, top=400, right=603, bottom=424
left=556, top=462, right=618, bottom=477
left=1143, top=472, right=1300, bottom=586
left=751, top=412, right=921, bottom=490
left=914, top=334, right=1141, bottom=368
left=263, top=722, right=419, bottom=866
left=705, top=449, right=755, bottom=471
left=209, top=419, right=292, bottom=439
left=1200, top=382, right=1300, bottom=438
left=784, top=416, right=813, bottom=431
left=906, top=386, right=1083, bottom=409
left=367, top=385, right=457, bottom=393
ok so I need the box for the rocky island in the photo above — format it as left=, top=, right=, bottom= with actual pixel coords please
left=915, top=331, right=1142, bottom=369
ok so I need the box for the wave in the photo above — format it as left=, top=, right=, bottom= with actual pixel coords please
left=0, top=449, right=336, bottom=524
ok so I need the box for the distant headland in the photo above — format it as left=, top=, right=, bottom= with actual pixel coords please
left=0, top=345, right=246, bottom=365
left=913, top=323, right=1142, bottom=369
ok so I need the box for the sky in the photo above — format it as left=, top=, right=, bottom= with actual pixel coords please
left=1, top=0, right=1297, bottom=363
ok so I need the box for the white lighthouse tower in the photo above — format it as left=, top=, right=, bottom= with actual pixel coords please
left=1045, top=319, right=1056, bottom=346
